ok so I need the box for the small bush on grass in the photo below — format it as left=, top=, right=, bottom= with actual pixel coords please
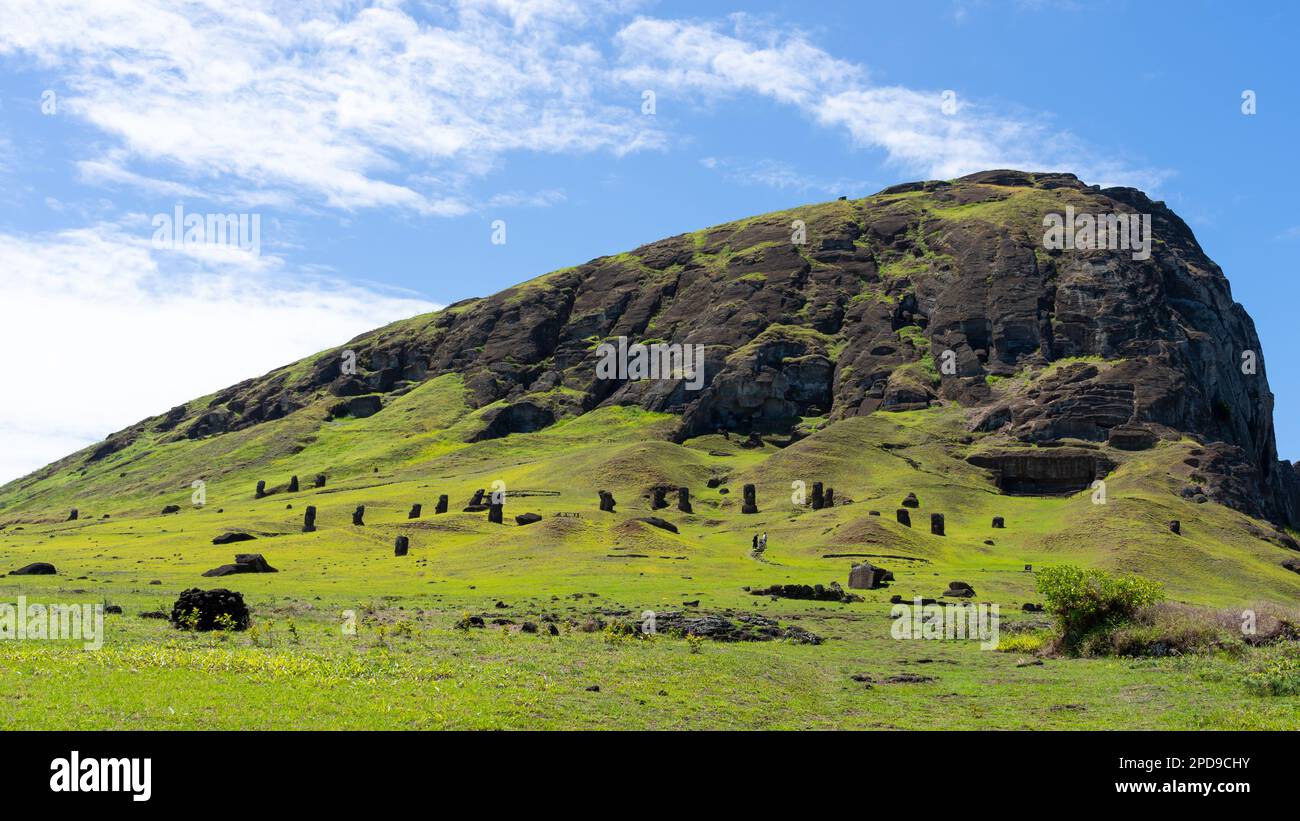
left=1096, top=603, right=1244, bottom=658
left=1036, top=565, right=1164, bottom=655
left=1242, top=645, right=1300, bottom=696
left=996, top=633, right=1048, bottom=654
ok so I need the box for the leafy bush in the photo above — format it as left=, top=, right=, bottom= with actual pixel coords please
left=1036, top=565, right=1164, bottom=655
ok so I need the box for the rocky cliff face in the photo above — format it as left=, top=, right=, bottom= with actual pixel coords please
left=60, top=170, right=1300, bottom=528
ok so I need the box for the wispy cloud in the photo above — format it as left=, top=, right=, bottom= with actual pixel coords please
left=0, top=222, right=437, bottom=483
left=615, top=15, right=1171, bottom=191
left=699, top=156, right=871, bottom=197
left=0, top=0, right=664, bottom=213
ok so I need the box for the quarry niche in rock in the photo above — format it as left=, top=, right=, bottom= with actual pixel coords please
left=966, top=448, right=1114, bottom=496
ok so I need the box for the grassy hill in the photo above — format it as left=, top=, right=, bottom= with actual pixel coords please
left=3, top=174, right=1299, bottom=729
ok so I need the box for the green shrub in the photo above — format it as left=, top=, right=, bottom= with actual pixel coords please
left=1036, top=565, right=1164, bottom=654
left=1242, top=647, right=1300, bottom=696
left=996, top=633, right=1048, bottom=654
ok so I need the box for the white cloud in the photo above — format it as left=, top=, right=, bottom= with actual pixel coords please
left=616, top=16, right=1170, bottom=191
left=699, top=156, right=871, bottom=197
left=0, top=0, right=663, bottom=213
left=0, top=224, right=437, bottom=484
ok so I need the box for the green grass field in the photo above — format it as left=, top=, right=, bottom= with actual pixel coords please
left=2, top=373, right=1299, bottom=729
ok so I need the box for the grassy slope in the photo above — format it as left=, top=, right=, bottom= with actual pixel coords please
left=2, top=370, right=1298, bottom=728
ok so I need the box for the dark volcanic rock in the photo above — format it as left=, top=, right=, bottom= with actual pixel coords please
left=631, top=516, right=678, bottom=534
left=967, top=448, right=1114, bottom=495
left=211, top=531, right=256, bottom=545
left=330, top=395, right=382, bottom=419
left=751, top=581, right=861, bottom=603
left=202, top=553, right=277, bottom=577
left=848, top=562, right=889, bottom=590
left=943, top=581, right=975, bottom=598
left=515, top=512, right=543, bottom=526
left=1108, top=425, right=1158, bottom=451
left=9, top=562, right=56, bottom=575
left=161, top=504, right=181, bottom=515
left=170, top=588, right=250, bottom=631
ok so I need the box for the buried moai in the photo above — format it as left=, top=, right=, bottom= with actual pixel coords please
left=435, top=494, right=448, bottom=514
left=677, top=487, right=693, bottom=514
left=302, top=506, right=317, bottom=533
left=313, top=474, right=327, bottom=488
left=408, top=503, right=422, bottom=519
left=651, top=487, right=668, bottom=510
left=255, top=480, right=266, bottom=499
left=992, top=516, right=1005, bottom=529
left=741, top=484, right=758, bottom=514
left=599, top=491, right=617, bottom=512
left=352, top=505, right=365, bottom=526
left=931, top=513, right=945, bottom=536
left=394, top=535, right=410, bottom=556
left=469, top=489, right=485, bottom=506
left=488, top=502, right=504, bottom=524
left=288, top=475, right=299, bottom=493
left=811, top=482, right=825, bottom=510
left=896, top=508, right=911, bottom=527
left=67, top=509, right=78, bottom=521
left=824, top=487, right=834, bottom=507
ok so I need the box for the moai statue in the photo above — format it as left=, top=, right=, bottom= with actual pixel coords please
left=435, top=495, right=448, bottom=514
left=677, top=487, right=693, bottom=514
left=651, top=487, right=668, bottom=510
left=992, top=516, right=1005, bottom=529
left=352, top=505, right=365, bottom=526
left=824, top=487, right=834, bottom=507
left=810, top=482, right=824, bottom=510
left=288, top=475, right=299, bottom=493
left=68, top=509, right=78, bottom=521
left=1169, top=520, right=1181, bottom=535
left=394, top=535, right=409, bottom=556
left=896, top=508, right=911, bottom=527
left=599, top=491, right=616, bottom=512
left=408, top=503, right=422, bottom=519
left=303, top=506, right=317, bottom=533
left=931, top=513, right=945, bottom=536
left=255, top=480, right=266, bottom=499
left=469, top=489, right=485, bottom=506
left=488, top=502, right=503, bottom=524
left=314, top=474, right=327, bottom=488
left=741, top=484, right=758, bottom=514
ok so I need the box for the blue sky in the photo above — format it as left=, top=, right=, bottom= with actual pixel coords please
left=0, top=0, right=1297, bottom=483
